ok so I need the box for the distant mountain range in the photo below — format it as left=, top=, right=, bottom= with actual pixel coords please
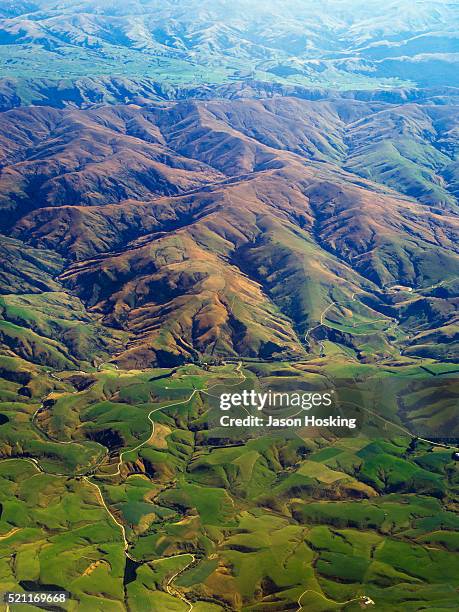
left=0, top=0, right=458, bottom=91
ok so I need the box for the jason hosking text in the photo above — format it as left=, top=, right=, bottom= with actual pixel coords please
left=218, top=389, right=357, bottom=430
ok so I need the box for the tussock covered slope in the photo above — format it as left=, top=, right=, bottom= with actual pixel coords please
left=0, top=96, right=457, bottom=366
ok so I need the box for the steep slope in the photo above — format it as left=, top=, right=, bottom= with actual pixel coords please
left=1, top=97, right=457, bottom=366
left=0, top=237, right=125, bottom=369
left=344, top=104, right=459, bottom=209
left=0, top=105, right=224, bottom=228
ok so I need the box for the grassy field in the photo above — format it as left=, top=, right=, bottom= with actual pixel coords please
left=0, top=359, right=457, bottom=610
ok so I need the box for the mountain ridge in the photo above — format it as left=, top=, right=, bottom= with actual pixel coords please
left=1, top=78, right=459, bottom=113
left=1, top=96, right=457, bottom=367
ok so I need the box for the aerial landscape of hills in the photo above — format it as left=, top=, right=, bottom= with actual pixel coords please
left=0, top=1, right=458, bottom=611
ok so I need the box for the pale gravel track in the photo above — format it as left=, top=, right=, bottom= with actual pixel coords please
left=0, top=363, right=245, bottom=611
